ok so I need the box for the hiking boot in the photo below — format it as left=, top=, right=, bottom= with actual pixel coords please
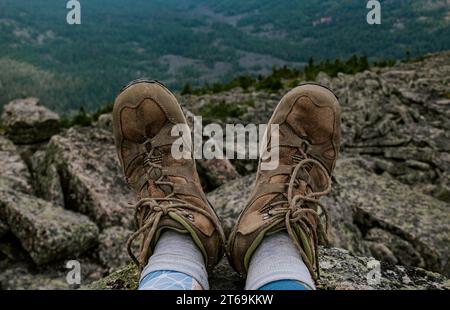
left=227, top=83, right=341, bottom=280
left=112, top=79, right=225, bottom=271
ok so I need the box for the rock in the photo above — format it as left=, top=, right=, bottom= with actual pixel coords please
left=366, top=242, right=399, bottom=265
left=0, top=188, right=99, bottom=265
left=0, top=136, right=33, bottom=194
left=184, top=109, right=240, bottom=191
left=88, top=246, right=450, bottom=290
left=0, top=265, right=69, bottom=290
left=334, top=158, right=450, bottom=276
left=30, top=149, right=65, bottom=206
left=207, top=174, right=255, bottom=236
left=2, top=51, right=450, bottom=290
left=87, top=263, right=139, bottom=290
left=317, top=247, right=449, bottom=290
left=197, top=158, right=240, bottom=191
left=94, top=113, right=113, bottom=131
left=0, top=257, right=106, bottom=290
left=98, top=226, right=133, bottom=271
left=207, top=158, right=450, bottom=276
left=329, top=53, right=450, bottom=202
left=365, top=229, right=423, bottom=267
left=0, top=219, right=8, bottom=238
left=1, top=98, right=60, bottom=144
left=35, top=126, right=135, bottom=228
left=0, top=235, right=31, bottom=262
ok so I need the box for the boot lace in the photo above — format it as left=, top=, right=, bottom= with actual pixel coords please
left=126, top=139, right=224, bottom=269
left=262, top=148, right=331, bottom=279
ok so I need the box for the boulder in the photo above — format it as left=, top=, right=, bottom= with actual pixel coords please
left=317, top=247, right=449, bottom=290
left=180, top=53, right=450, bottom=203
left=34, top=126, right=135, bottom=228
left=319, top=53, right=450, bottom=203
left=207, top=174, right=254, bottom=236
left=0, top=136, right=33, bottom=194
left=88, top=247, right=450, bottom=290
left=94, top=113, right=113, bottom=131
left=0, top=135, right=33, bottom=239
left=0, top=188, right=99, bottom=265
left=0, top=219, right=8, bottom=239
left=1, top=98, right=60, bottom=144
left=30, top=149, right=64, bottom=207
left=331, top=158, right=450, bottom=276
left=207, top=158, right=450, bottom=276
left=197, top=158, right=240, bottom=191
left=0, top=265, right=70, bottom=290
left=184, top=109, right=240, bottom=191
left=0, top=257, right=106, bottom=290
left=98, top=226, right=133, bottom=271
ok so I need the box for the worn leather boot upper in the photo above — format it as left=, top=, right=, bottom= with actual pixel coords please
left=228, top=84, right=341, bottom=280
left=113, top=79, right=225, bottom=271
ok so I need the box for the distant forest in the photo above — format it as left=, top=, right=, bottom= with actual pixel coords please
left=0, top=0, right=449, bottom=113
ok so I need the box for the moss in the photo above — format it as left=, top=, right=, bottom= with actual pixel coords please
left=441, top=92, right=450, bottom=100
left=87, top=264, right=139, bottom=290
left=200, top=99, right=254, bottom=121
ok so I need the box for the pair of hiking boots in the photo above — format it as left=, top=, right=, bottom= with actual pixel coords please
left=112, top=80, right=341, bottom=281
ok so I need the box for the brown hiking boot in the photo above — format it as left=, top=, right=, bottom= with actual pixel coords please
left=112, top=79, right=225, bottom=271
left=227, top=84, right=341, bottom=280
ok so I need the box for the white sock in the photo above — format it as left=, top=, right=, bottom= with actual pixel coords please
left=139, top=230, right=208, bottom=290
left=245, top=232, right=316, bottom=290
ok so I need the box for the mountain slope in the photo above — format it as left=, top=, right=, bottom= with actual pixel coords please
left=0, top=0, right=449, bottom=112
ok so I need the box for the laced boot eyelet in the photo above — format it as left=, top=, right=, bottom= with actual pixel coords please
left=262, top=213, right=270, bottom=220
left=147, top=167, right=162, bottom=179
left=185, top=213, right=194, bottom=222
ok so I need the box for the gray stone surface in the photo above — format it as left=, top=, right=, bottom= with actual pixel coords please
left=207, top=157, right=450, bottom=276
left=88, top=246, right=450, bottom=290
left=0, top=136, right=33, bottom=194
left=98, top=226, right=133, bottom=271
left=1, top=97, right=60, bottom=144
left=35, top=126, right=135, bottom=229
left=0, top=189, right=99, bottom=265
left=2, top=51, right=450, bottom=289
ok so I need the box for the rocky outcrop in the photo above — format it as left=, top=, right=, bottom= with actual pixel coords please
left=0, top=258, right=106, bottom=290
left=0, top=265, right=71, bottom=290
left=98, top=226, right=133, bottom=272
left=183, top=52, right=450, bottom=204
left=34, top=126, right=135, bottom=229
left=208, top=158, right=450, bottom=276
left=207, top=174, right=255, bottom=236
left=1, top=97, right=60, bottom=144
left=1, top=52, right=450, bottom=289
left=0, top=188, right=99, bottom=265
left=317, top=247, right=449, bottom=290
left=0, top=135, right=33, bottom=194
left=330, top=158, right=449, bottom=275
left=88, top=246, right=450, bottom=290
left=0, top=111, right=105, bottom=287
left=317, top=53, right=450, bottom=203
left=0, top=219, right=8, bottom=239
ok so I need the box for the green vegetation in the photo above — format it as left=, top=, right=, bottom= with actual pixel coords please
left=200, top=99, right=255, bottom=121
left=0, top=0, right=449, bottom=114
left=182, top=54, right=394, bottom=95
left=60, top=52, right=395, bottom=128
left=60, top=103, right=114, bottom=128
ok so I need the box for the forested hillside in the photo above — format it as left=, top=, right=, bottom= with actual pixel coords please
left=0, top=0, right=449, bottom=113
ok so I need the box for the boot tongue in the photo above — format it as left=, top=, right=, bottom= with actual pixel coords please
left=141, top=180, right=166, bottom=199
